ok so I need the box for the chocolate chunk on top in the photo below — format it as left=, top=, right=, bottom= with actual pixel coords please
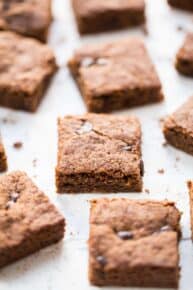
left=0, top=171, right=65, bottom=268
left=56, top=113, right=143, bottom=193
left=68, top=38, right=164, bottom=113
left=89, top=198, right=181, bottom=288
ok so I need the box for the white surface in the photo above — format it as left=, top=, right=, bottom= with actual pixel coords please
left=0, top=0, right=193, bottom=289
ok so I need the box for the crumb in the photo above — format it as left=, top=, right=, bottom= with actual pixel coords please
left=13, top=142, right=23, bottom=149
left=162, top=141, right=168, bottom=147
left=1, top=117, right=17, bottom=124
left=144, top=189, right=150, bottom=194
left=158, top=169, right=165, bottom=174
left=141, top=24, right=148, bottom=35
left=159, top=117, right=165, bottom=124
left=176, top=157, right=180, bottom=161
left=177, top=25, right=184, bottom=31
left=32, top=159, right=37, bottom=167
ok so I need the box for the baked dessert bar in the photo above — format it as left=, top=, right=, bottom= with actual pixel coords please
left=168, top=0, right=193, bottom=11
left=68, top=38, right=164, bottom=113
left=176, top=33, right=193, bottom=77
left=0, top=31, right=57, bottom=112
left=71, top=0, right=145, bottom=35
left=0, top=136, right=7, bottom=172
left=0, top=0, right=52, bottom=42
left=163, top=96, right=193, bottom=155
left=89, top=198, right=181, bottom=287
left=0, top=171, right=65, bottom=268
left=56, top=113, right=143, bottom=193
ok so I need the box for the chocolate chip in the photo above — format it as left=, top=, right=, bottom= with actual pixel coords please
left=96, top=58, right=109, bottom=66
left=80, top=57, right=95, bottom=68
left=117, top=231, right=133, bottom=240
left=96, top=256, right=107, bottom=266
left=10, top=192, right=19, bottom=202
left=76, top=121, right=93, bottom=134
left=160, top=225, right=172, bottom=232
left=123, top=145, right=132, bottom=152
left=140, top=160, right=144, bottom=177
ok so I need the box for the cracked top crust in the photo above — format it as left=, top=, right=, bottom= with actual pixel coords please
left=164, top=95, right=193, bottom=137
left=72, top=0, right=145, bottom=16
left=0, top=171, right=64, bottom=249
left=89, top=198, right=181, bottom=272
left=68, top=38, right=162, bottom=97
left=57, top=113, right=141, bottom=176
left=177, top=33, right=193, bottom=63
left=0, top=0, right=52, bottom=41
left=0, top=31, right=57, bottom=97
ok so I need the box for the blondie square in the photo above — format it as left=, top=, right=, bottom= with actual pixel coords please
left=71, top=0, right=145, bottom=35
left=0, top=136, right=7, bottom=172
left=0, top=171, right=65, bottom=268
left=56, top=113, right=143, bottom=193
left=188, top=181, right=193, bottom=240
left=89, top=198, right=181, bottom=287
left=0, top=31, right=57, bottom=112
left=68, top=38, right=164, bottom=113
left=163, top=96, right=193, bottom=155
left=168, top=0, right=193, bottom=11
left=176, top=33, right=193, bottom=77
left=0, top=0, right=52, bottom=42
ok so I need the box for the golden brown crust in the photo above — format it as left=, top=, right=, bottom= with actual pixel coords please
left=0, top=137, right=7, bottom=172
left=0, top=31, right=57, bottom=112
left=0, top=171, right=65, bottom=268
left=89, top=198, right=181, bottom=287
left=176, top=33, right=193, bottom=76
left=0, top=0, right=52, bottom=42
left=163, top=96, right=193, bottom=155
left=68, top=38, right=163, bottom=112
left=56, top=113, right=143, bottom=193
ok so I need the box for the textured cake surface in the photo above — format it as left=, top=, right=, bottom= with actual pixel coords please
left=56, top=113, right=143, bottom=193
left=89, top=198, right=181, bottom=287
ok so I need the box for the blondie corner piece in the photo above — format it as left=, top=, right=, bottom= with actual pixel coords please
left=163, top=96, right=193, bottom=155
left=0, top=32, right=57, bottom=112
left=188, top=181, right=193, bottom=240
left=56, top=113, right=143, bottom=193
left=0, top=171, right=65, bottom=268
left=68, top=38, right=164, bottom=113
left=89, top=198, right=181, bottom=288
left=0, top=0, right=52, bottom=42
left=176, top=33, right=193, bottom=77
left=0, top=137, right=7, bottom=172
left=168, top=0, right=193, bottom=11
left=71, top=0, right=145, bottom=35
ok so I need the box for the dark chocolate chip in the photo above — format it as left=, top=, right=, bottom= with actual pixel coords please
left=10, top=192, right=19, bottom=202
left=80, top=57, right=95, bottom=68
left=160, top=225, right=172, bottom=232
left=96, top=256, right=107, bottom=266
left=76, top=121, right=93, bottom=134
left=117, top=231, right=133, bottom=240
left=123, top=145, right=132, bottom=152
left=140, top=160, right=144, bottom=176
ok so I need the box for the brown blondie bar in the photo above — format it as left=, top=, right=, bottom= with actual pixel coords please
left=176, top=33, right=193, bottom=77
left=0, top=31, right=57, bottom=112
left=56, top=113, right=143, bottom=193
left=168, top=0, right=193, bottom=11
left=0, top=0, right=52, bottom=42
left=0, top=171, right=65, bottom=268
left=71, top=0, right=145, bottom=35
left=68, top=38, right=164, bottom=113
left=163, top=96, right=193, bottom=155
left=89, top=198, right=181, bottom=288
left=0, top=136, right=7, bottom=172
